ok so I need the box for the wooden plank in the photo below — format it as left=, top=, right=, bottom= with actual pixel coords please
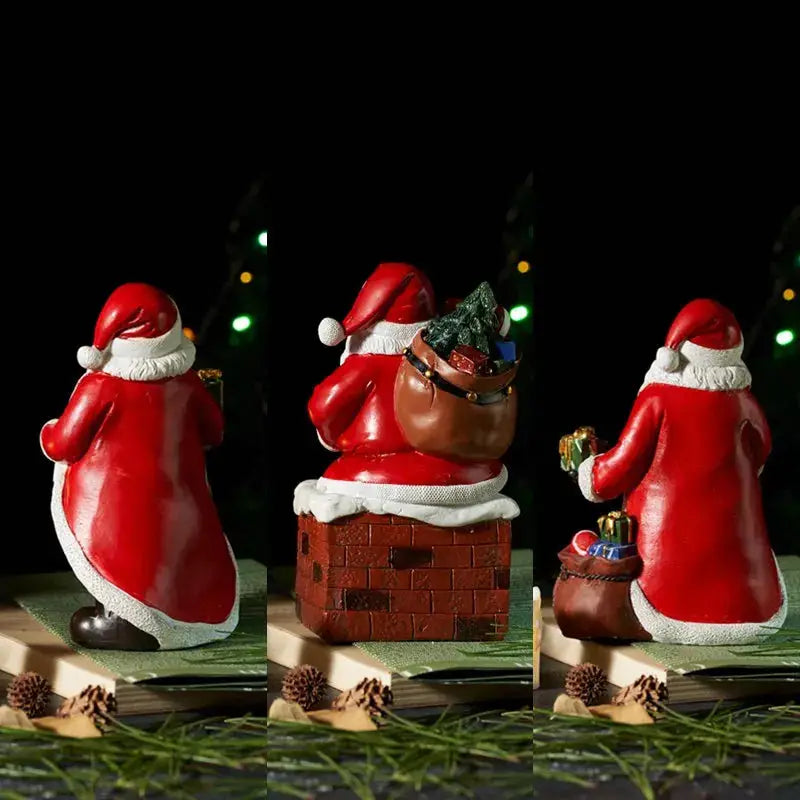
left=267, top=595, right=533, bottom=708
left=540, top=599, right=798, bottom=704
left=0, top=604, right=264, bottom=716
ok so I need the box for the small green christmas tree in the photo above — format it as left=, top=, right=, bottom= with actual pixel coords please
left=424, top=282, right=499, bottom=357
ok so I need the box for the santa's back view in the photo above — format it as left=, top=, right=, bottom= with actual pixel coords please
left=40, top=283, right=239, bottom=650
left=556, top=298, right=787, bottom=645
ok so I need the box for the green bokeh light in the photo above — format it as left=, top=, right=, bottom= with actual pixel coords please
left=775, top=329, right=795, bottom=346
left=232, top=315, right=253, bottom=332
left=509, top=305, right=530, bottom=322
left=257, top=231, right=269, bottom=248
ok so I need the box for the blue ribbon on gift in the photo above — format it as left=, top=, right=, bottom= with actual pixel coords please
left=587, top=540, right=638, bottom=560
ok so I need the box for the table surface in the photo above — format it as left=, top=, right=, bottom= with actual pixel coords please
left=2, top=662, right=797, bottom=799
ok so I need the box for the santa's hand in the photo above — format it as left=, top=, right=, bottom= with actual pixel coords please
left=39, top=419, right=60, bottom=463
left=317, top=431, right=339, bottom=452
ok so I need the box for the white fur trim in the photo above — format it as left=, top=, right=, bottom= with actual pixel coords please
left=317, top=430, right=339, bottom=452
left=641, top=340, right=751, bottom=392
left=630, top=555, right=787, bottom=645
left=340, top=319, right=433, bottom=363
left=680, top=340, right=745, bottom=367
left=110, top=317, right=184, bottom=359
left=49, top=462, right=239, bottom=650
left=294, top=478, right=520, bottom=526
left=577, top=456, right=603, bottom=502
left=318, top=317, right=345, bottom=346
left=318, top=465, right=509, bottom=506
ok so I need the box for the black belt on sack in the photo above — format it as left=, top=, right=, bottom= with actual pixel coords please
left=402, top=347, right=515, bottom=405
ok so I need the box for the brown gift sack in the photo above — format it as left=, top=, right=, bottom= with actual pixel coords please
left=553, top=546, right=652, bottom=642
left=394, top=331, right=518, bottom=462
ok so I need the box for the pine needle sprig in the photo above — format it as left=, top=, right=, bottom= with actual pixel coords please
left=1, top=703, right=799, bottom=797
left=267, top=704, right=800, bottom=796
left=0, top=715, right=268, bottom=799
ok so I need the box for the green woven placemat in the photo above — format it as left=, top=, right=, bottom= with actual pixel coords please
left=356, top=550, right=533, bottom=678
left=634, top=555, right=800, bottom=675
left=3, top=559, right=267, bottom=685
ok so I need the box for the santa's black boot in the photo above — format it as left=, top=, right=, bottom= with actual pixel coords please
left=70, top=600, right=159, bottom=651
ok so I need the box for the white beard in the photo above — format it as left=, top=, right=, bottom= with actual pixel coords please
left=99, top=337, right=196, bottom=381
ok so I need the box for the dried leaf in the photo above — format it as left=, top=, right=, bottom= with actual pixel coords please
left=268, top=699, right=312, bottom=724
left=0, top=704, right=36, bottom=730
left=589, top=702, right=654, bottom=725
left=552, top=693, right=592, bottom=717
left=32, top=714, right=103, bottom=738
left=307, top=707, right=378, bottom=731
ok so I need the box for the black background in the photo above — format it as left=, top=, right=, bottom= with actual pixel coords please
left=7, top=142, right=799, bottom=578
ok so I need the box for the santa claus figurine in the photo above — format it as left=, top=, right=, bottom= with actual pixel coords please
left=40, top=283, right=239, bottom=650
left=560, top=298, right=787, bottom=645
left=294, top=263, right=520, bottom=643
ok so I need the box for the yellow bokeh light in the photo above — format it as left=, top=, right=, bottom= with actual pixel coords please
left=240, top=271, right=254, bottom=284
left=783, top=288, right=796, bottom=301
left=183, top=327, right=196, bottom=342
left=517, top=261, right=531, bottom=274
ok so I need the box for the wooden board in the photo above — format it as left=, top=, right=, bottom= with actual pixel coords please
left=0, top=604, right=264, bottom=716
left=267, top=595, right=533, bottom=708
left=540, top=599, right=798, bottom=704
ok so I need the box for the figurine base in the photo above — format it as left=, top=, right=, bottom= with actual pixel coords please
left=295, top=512, right=511, bottom=643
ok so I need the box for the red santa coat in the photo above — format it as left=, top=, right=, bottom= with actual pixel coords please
left=41, top=370, right=238, bottom=629
left=310, top=352, right=501, bottom=488
left=585, top=382, right=783, bottom=626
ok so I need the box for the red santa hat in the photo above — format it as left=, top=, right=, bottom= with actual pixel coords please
left=77, top=283, right=184, bottom=370
left=655, top=298, right=743, bottom=373
left=318, top=263, right=436, bottom=346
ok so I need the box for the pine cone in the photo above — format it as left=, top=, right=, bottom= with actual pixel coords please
left=332, top=678, right=393, bottom=717
left=281, top=665, right=326, bottom=711
left=57, top=685, right=117, bottom=727
left=6, top=672, right=51, bottom=718
left=612, top=674, right=668, bottom=716
left=564, top=663, right=607, bottom=706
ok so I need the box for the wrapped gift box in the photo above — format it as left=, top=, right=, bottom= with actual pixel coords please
left=597, top=510, right=636, bottom=545
left=559, top=426, right=603, bottom=477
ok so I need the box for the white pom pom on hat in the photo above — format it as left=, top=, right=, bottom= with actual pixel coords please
left=318, top=317, right=346, bottom=347
left=77, top=345, right=107, bottom=370
left=656, top=346, right=681, bottom=372
left=497, top=307, right=511, bottom=338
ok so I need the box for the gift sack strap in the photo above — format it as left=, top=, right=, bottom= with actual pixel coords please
left=403, top=347, right=515, bottom=405
left=558, top=565, right=634, bottom=582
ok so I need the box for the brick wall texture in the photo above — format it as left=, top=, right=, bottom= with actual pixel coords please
left=295, top=512, right=511, bottom=642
